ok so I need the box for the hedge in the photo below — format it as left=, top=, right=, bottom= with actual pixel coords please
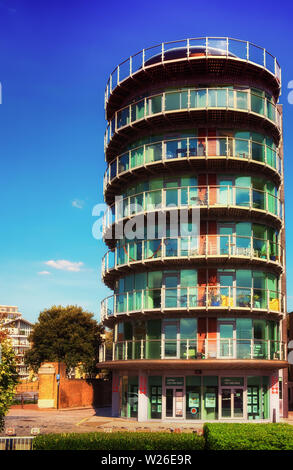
left=204, top=423, right=293, bottom=450
left=33, top=431, right=205, bottom=450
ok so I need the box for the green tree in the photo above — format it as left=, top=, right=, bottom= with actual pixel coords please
left=24, top=305, right=104, bottom=375
left=0, top=341, right=18, bottom=431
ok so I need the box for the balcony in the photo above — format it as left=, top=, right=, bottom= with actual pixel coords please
left=105, top=37, right=281, bottom=118
left=102, top=235, right=283, bottom=285
left=99, top=338, right=286, bottom=363
left=104, top=137, right=282, bottom=200
left=105, top=87, right=282, bottom=155
left=101, top=285, right=283, bottom=322
left=103, top=185, right=283, bottom=238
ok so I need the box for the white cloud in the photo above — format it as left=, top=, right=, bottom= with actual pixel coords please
left=72, top=199, right=84, bottom=209
left=45, top=260, right=84, bottom=272
left=38, top=271, right=51, bottom=276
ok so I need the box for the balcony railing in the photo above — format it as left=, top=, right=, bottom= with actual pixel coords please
left=105, top=37, right=281, bottom=104
left=103, top=185, right=283, bottom=233
left=102, top=235, right=283, bottom=275
left=105, top=87, right=281, bottom=148
left=101, top=285, right=283, bottom=321
left=99, top=338, right=286, bottom=362
left=104, top=137, right=282, bottom=191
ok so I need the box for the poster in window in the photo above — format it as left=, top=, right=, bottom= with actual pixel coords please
left=189, top=392, right=200, bottom=407
left=205, top=393, right=216, bottom=408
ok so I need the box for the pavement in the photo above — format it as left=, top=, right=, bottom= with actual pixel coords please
left=3, top=407, right=293, bottom=436
left=1, top=407, right=204, bottom=436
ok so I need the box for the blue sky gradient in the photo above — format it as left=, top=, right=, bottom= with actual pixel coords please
left=0, top=0, right=292, bottom=322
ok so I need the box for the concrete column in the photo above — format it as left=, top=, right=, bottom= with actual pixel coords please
left=111, top=371, right=120, bottom=417
left=138, top=370, right=148, bottom=422
left=37, top=363, right=57, bottom=409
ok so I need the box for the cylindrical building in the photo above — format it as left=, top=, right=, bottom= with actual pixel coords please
left=99, top=37, right=288, bottom=422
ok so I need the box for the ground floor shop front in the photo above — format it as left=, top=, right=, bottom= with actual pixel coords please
left=111, top=369, right=283, bottom=422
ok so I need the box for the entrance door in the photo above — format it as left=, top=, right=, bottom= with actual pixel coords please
left=218, top=321, right=235, bottom=358
left=221, top=388, right=244, bottom=418
left=163, top=321, right=180, bottom=358
left=166, top=388, right=184, bottom=418
left=163, top=273, right=179, bottom=308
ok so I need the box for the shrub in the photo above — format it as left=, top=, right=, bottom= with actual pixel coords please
left=33, top=431, right=205, bottom=450
left=204, top=423, right=293, bottom=450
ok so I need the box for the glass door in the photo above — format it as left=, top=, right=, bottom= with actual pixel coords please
left=163, top=321, right=180, bottom=358
left=163, top=273, right=180, bottom=308
left=165, top=387, right=184, bottom=418
left=218, top=321, right=235, bottom=358
left=221, top=388, right=244, bottom=418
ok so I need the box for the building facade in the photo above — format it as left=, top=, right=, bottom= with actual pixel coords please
left=0, top=305, right=33, bottom=380
left=99, top=38, right=288, bottom=421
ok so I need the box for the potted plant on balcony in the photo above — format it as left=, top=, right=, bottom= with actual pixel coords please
left=253, top=294, right=261, bottom=308
left=238, top=293, right=250, bottom=307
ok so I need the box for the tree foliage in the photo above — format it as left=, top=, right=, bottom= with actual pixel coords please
left=0, top=340, right=18, bottom=431
left=24, top=305, right=104, bottom=375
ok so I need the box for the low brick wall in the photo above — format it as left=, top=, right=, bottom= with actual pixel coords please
left=59, top=378, right=111, bottom=409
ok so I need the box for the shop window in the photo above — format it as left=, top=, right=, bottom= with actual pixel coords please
left=203, top=376, right=218, bottom=420
left=186, top=376, right=201, bottom=420
left=148, top=376, right=162, bottom=419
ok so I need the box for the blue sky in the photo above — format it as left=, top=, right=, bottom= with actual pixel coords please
left=0, top=0, right=293, bottom=323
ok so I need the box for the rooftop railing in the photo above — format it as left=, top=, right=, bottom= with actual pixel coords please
left=105, top=87, right=281, bottom=149
left=102, top=235, right=283, bottom=275
left=105, top=37, right=281, bottom=105
left=104, top=136, right=281, bottom=191
left=103, top=185, right=283, bottom=234
left=99, top=338, right=285, bottom=362
left=101, top=285, right=283, bottom=321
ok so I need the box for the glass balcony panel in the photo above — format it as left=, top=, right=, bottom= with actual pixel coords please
left=165, top=341, right=177, bottom=357
left=165, top=188, right=178, bottom=207
left=267, top=100, right=275, bottom=121
left=118, top=153, right=129, bottom=173
left=189, top=138, right=198, bottom=156
left=251, top=94, right=264, bottom=115
left=149, top=95, right=162, bottom=115
left=266, top=147, right=277, bottom=168
left=253, top=340, right=267, bottom=359
left=110, top=160, right=117, bottom=179
left=165, top=92, right=181, bottom=111
left=235, top=187, right=250, bottom=207
left=117, top=107, right=130, bottom=128
left=248, top=43, right=264, bottom=66
left=253, top=190, right=265, bottom=210
left=237, top=340, right=251, bottom=359
left=236, top=91, right=248, bottom=109
left=207, top=38, right=228, bottom=54
left=145, top=239, right=161, bottom=259
left=252, top=142, right=265, bottom=162
left=165, top=288, right=178, bottom=308
left=145, top=289, right=161, bottom=309
left=131, top=99, right=145, bottom=122
left=228, top=38, right=248, bottom=60
left=236, top=288, right=251, bottom=308
left=165, top=238, right=178, bottom=257
left=130, top=146, right=144, bottom=168
left=145, top=142, right=162, bottom=163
